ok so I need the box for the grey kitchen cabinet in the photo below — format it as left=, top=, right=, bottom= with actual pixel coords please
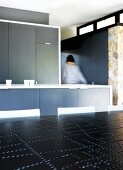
left=35, top=26, right=58, bottom=44
left=77, top=88, right=110, bottom=112
left=36, top=43, right=59, bottom=84
left=39, top=88, right=77, bottom=115
left=0, top=89, right=39, bottom=110
left=35, top=26, right=59, bottom=84
left=0, top=22, right=9, bottom=83
left=0, top=21, right=59, bottom=84
left=9, top=23, right=35, bottom=84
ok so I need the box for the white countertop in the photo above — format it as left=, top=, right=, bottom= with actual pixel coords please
left=0, top=84, right=112, bottom=89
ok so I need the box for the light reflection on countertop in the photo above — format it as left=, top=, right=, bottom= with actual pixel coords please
left=0, top=84, right=112, bottom=89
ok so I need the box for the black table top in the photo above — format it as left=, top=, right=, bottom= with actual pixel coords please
left=0, top=112, right=123, bottom=170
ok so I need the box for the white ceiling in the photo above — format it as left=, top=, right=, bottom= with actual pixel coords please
left=0, top=0, right=123, bottom=27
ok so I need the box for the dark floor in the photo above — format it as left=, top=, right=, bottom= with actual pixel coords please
left=0, top=112, right=123, bottom=170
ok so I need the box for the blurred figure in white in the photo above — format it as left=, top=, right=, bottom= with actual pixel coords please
left=62, top=55, right=87, bottom=84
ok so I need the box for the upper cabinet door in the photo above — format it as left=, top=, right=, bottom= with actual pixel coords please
left=0, top=22, right=9, bottom=83
left=35, top=26, right=58, bottom=44
left=9, top=23, right=35, bottom=84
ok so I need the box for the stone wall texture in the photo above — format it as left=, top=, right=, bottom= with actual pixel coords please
left=108, top=26, right=123, bottom=105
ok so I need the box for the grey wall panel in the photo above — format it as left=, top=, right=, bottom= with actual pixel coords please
left=9, top=23, right=35, bottom=83
left=0, top=89, right=39, bottom=110
left=39, top=89, right=77, bottom=115
left=79, top=30, right=108, bottom=85
left=77, top=88, right=110, bottom=112
left=0, top=6, right=49, bottom=25
left=36, top=44, right=59, bottom=84
left=0, top=22, right=9, bottom=83
left=35, top=27, right=58, bottom=44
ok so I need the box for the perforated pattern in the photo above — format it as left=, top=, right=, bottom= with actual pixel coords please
left=0, top=112, right=123, bottom=169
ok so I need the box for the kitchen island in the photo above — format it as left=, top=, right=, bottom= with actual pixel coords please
left=0, top=84, right=112, bottom=118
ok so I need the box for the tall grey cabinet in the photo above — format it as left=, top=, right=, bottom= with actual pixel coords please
left=0, top=21, right=59, bottom=84
left=0, top=22, right=9, bottom=83
left=35, top=27, right=59, bottom=84
left=9, top=23, right=35, bottom=84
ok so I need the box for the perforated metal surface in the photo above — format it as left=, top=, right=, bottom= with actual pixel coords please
left=0, top=112, right=123, bottom=169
